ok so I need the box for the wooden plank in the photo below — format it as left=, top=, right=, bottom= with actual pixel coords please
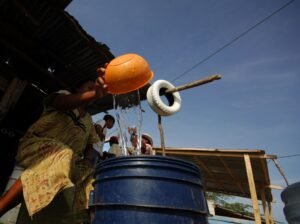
left=272, top=159, right=289, bottom=186
left=155, top=147, right=267, bottom=154
left=161, top=149, right=276, bottom=159
left=244, top=154, right=262, bottom=224
left=265, top=184, right=283, bottom=190
left=268, top=202, right=275, bottom=224
left=261, top=188, right=270, bottom=224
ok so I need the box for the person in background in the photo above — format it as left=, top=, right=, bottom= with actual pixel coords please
left=128, top=129, right=154, bottom=156
left=108, top=136, right=122, bottom=157
left=0, top=68, right=107, bottom=223
left=93, top=114, right=115, bottom=156
left=141, top=133, right=154, bottom=155
left=127, top=127, right=138, bottom=155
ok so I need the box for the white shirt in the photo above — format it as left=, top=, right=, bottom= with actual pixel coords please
left=108, top=144, right=122, bottom=157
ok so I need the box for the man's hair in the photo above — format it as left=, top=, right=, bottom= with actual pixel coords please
left=103, top=114, right=115, bottom=124
left=109, top=136, right=119, bottom=145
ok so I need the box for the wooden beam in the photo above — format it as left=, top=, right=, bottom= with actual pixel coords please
left=265, top=184, right=284, bottom=190
left=244, top=154, right=262, bottom=224
left=268, top=202, right=275, bottom=224
left=261, top=188, right=270, bottom=224
left=159, top=148, right=276, bottom=159
left=271, top=159, right=289, bottom=186
left=12, top=0, right=40, bottom=26
left=155, top=147, right=266, bottom=153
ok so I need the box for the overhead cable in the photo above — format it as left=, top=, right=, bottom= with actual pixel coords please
left=171, top=0, right=296, bottom=82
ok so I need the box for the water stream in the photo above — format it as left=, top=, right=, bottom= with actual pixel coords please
left=113, top=90, right=143, bottom=155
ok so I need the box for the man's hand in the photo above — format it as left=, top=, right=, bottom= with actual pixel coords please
left=95, top=66, right=107, bottom=98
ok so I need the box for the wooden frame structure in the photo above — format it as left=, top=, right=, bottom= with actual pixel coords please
left=154, top=147, right=282, bottom=224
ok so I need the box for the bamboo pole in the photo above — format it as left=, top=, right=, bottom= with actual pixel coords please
left=261, top=188, right=270, bottom=224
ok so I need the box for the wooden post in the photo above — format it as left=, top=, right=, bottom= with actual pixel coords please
left=268, top=201, right=275, bottom=224
left=272, top=159, right=289, bottom=186
left=244, top=154, right=262, bottom=224
left=157, top=115, right=166, bottom=156
left=261, top=188, right=270, bottom=224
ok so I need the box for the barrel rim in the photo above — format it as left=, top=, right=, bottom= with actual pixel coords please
left=93, top=174, right=203, bottom=188
left=97, top=155, right=200, bottom=171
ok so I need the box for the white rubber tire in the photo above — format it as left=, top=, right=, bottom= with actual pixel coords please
left=146, top=80, right=181, bottom=116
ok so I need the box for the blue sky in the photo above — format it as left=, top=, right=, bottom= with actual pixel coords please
left=67, top=1, right=299, bottom=222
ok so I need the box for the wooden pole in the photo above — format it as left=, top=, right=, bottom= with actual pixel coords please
left=268, top=201, right=275, bottom=224
left=244, top=154, right=262, bottom=224
left=165, top=74, right=221, bottom=94
left=272, top=158, right=289, bottom=186
left=157, top=115, right=166, bottom=156
left=261, top=188, right=270, bottom=224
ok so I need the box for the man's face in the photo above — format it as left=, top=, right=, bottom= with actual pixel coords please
left=141, top=137, right=148, bottom=146
left=106, top=119, right=114, bottom=129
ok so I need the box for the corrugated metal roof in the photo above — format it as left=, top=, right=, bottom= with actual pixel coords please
left=0, top=0, right=119, bottom=113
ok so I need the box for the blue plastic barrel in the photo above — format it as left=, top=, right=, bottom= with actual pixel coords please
left=281, top=181, right=300, bottom=223
left=91, top=156, right=208, bottom=224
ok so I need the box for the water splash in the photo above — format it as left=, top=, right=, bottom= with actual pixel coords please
left=113, top=90, right=143, bottom=155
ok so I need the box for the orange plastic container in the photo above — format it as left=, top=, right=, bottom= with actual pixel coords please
left=104, top=53, right=154, bottom=94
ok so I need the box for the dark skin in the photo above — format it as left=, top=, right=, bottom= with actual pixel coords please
left=0, top=68, right=107, bottom=216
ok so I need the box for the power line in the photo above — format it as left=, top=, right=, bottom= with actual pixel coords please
left=277, top=154, right=300, bottom=159
left=267, top=154, right=300, bottom=164
left=171, top=0, right=296, bottom=83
